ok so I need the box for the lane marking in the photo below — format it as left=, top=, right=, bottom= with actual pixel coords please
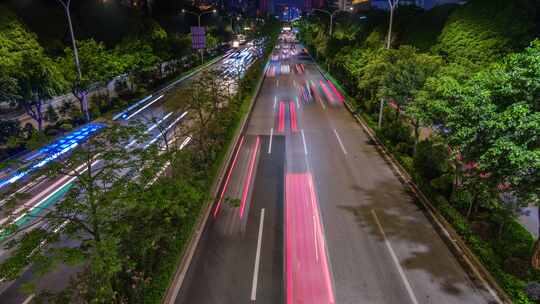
left=21, top=294, right=34, bottom=304
left=127, top=112, right=174, bottom=148
left=126, top=94, right=164, bottom=120
left=295, top=96, right=300, bottom=109
left=274, top=96, right=277, bottom=110
left=250, top=208, right=266, bottom=301
left=268, top=128, right=274, bottom=154
left=333, top=129, right=348, bottom=155
left=301, top=129, right=308, bottom=155
left=143, top=111, right=188, bottom=149
left=276, top=79, right=279, bottom=87
left=371, top=210, right=419, bottom=304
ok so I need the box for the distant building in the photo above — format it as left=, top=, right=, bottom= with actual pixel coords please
left=371, top=0, right=464, bottom=9
left=332, top=0, right=352, bottom=11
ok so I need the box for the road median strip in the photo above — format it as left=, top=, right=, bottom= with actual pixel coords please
left=162, top=55, right=271, bottom=304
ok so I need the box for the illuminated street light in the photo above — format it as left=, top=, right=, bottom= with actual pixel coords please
left=312, top=8, right=352, bottom=36
left=181, top=8, right=218, bottom=63
left=181, top=8, right=217, bottom=27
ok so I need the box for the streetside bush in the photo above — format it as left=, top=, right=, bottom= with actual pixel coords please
left=413, top=139, right=450, bottom=181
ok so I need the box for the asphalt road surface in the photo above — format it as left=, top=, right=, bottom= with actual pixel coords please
left=174, top=37, right=498, bottom=304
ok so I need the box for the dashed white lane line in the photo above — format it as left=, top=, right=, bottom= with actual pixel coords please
left=371, top=210, right=419, bottom=304
left=276, top=79, right=279, bottom=87
left=268, top=128, right=274, bottom=154
left=250, top=208, right=266, bottom=301
left=333, top=129, right=348, bottom=155
left=21, top=294, right=35, bottom=304
left=301, top=129, right=308, bottom=155
left=126, top=94, right=164, bottom=120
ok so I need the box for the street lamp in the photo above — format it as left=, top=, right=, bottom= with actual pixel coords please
left=312, top=8, right=351, bottom=36
left=181, top=8, right=217, bottom=63
left=182, top=8, right=217, bottom=27
left=312, top=8, right=352, bottom=72
left=56, top=0, right=81, bottom=79
left=55, top=0, right=90, bottom=121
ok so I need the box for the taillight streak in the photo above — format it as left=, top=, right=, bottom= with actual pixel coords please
left=278, top=101, right=286, bottom=132
left=285, top=173, right=335, bottom=304
left=319, top=80, right=335, bottom=104
left=213, top=136, right=245, bottom=218
left=289, top=101, right=298, bottom=132
left=239, top=136, right=260, bottom=218
left=327, top=80, right=344, bottom=103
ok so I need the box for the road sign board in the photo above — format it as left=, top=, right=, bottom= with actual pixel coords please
left=191, top=26, right=206, bottom=49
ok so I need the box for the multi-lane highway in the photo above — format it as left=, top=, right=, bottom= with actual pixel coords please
left=0, top=44, right=262, bottom=303
left=173, top=32, right=498, bottom=304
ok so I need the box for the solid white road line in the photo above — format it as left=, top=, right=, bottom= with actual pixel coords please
left=21, top=293, right=34, bottom=304
left=250, top=208, right=266, bottom=301
left=126, top=94, right=164, bottom=120
left=301, top=129, right=308, bottom=155
left=333, top=129, right=348, bottom=155
left=295, top=96, right=300, bottom=109
left=268, top=128, right=274, bottom=154
left=371, top=210, right=419, bottom=304
left=274, top=96, right=277, bottom=110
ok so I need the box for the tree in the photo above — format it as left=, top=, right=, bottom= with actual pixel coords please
left=60, top=39, right=124, bottom=122
left=0, top=69, right=19, bottom=103
left=0, top=120, right=21, bottom=146
left=14, top=53, right=66, bottom=131
left=423, top=41, right=539, bottom=233
left=0, top=124, right=166, bottom=301
left=165, top=70, right=230, bottom=167
left=433, top=0, right=536, bottom=65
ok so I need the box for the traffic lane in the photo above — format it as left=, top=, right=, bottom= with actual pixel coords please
left=0, top=236, right=81, bottom=304
left=303, top=123, right=420, bottom=304
left=302, top=102, right=494, bottom=302
left=321, top=120, right=494, bottom=303
left=176, top=135, right=285, bottom=304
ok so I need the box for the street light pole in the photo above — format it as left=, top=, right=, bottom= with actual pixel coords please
left=56, top=0, right=90, bottom=121
left=386, top=0, right=399, bottom=49
left=182, top=9, right=217, bottom=64
left=57, top=0, right=81, bottom=80
left=312, top=8, right=351, bottom=72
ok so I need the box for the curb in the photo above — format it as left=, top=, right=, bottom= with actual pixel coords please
left=313, top=63, right=511, bottom=304
left=162, top=57, right=270, bottom=304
